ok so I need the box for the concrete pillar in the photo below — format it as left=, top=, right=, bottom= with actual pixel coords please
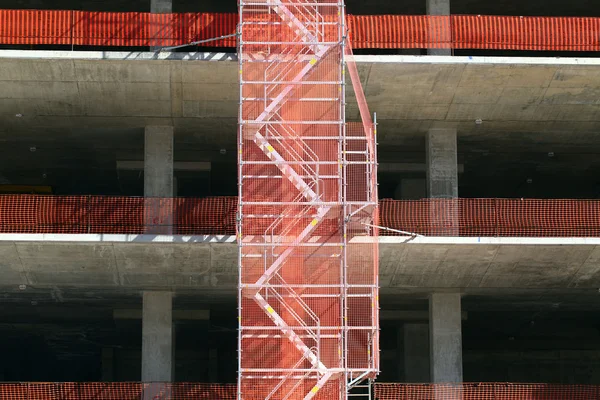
left=404, top=324, right=431, bottom=383
left=426, top=128, right=457, bottom=198
left=426, top=128, right=458, bottom=235
left=429, top=293, right=463, bottom=383
left=426, top=0, right=452, bottom=55
left=144, top=126, right=174, bottom=234
left=151, top=0, right=172, bottom=13
left=142, top=291, right=174, bottom=382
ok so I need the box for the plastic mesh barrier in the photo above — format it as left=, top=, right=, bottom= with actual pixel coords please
left=0, top=383, right=237, bottom=400
left=1, top=383, right=599, bottom=399
left=374, top=383, right=600, bottom=399
left=4, top=196, right=600, bottom=237
left=0, top=195, right=237, bottom=235
left=2, top=9, right=600, bottom=51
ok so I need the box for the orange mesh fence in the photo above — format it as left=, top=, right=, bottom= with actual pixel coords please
left=374, top=383, right=600, bottom=399
left=1, top=383, right=599, bottom=399
left=3, top=196, right=600, bottom=237
left=0, top=195, right=236, bottom=235
left=2, top=10, right=600, bottom=50
left=0, top=382, right=237, bottom=399
left=380, top=198, right=600, bottom=237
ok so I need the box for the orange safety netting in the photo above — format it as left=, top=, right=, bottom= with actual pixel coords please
left=0, top=382, right=237, bottom=400
left=2, top=9, right=600, bottom=51
left=3, top=196, right=600, bottom=237
left=379, top=198, right=600, bottom=237
left=1, top=383, right=599, bottom=399
left=374, top=383, right=600, bottom=399
left=238, top=0, right=378, bottom=398
left=0, top=195, right=236, bottom=235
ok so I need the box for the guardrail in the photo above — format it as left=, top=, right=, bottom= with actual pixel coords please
left=1, top=10, right=600, bottom=51
left=2, top=195, right=600, bottom=237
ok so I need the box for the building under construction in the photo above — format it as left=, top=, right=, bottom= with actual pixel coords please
left=2, top=0, right=600, bottom=398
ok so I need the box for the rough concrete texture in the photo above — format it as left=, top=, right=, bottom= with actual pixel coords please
left=2, top=240, right=600, bottom=295
left=426, top=0, right=451, bottom=56
left=426, top=128, right=458, bottom=198
left=144, top=126, right=174, bottom=233
left=3, top=54, right=600, bottom=147
left=404, top=323, right=431, bottom=383
left=430, top=293, right=463, bottom=383
left=144, top=126, right=174, bottom=198
left=151, top=0, right=171, bottom=13
left=142, top=291, right=173, bottom=382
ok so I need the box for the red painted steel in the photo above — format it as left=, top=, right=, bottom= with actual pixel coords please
left=1, top=10, right=600, bottom=50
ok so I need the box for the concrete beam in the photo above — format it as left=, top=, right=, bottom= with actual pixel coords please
left=142, top=291, right=174, bottom=382
left=381, top=310, right=467, bottom=321
left=119, top=161, right=211, bottom=172
left=429, top=293, right=463, bottom=383
left=114, top=309, right=210, bottom=320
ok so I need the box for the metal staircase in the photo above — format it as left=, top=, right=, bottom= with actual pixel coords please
left=238, top=1, right=379, bottom=398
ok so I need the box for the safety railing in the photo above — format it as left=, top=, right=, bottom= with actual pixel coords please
left=2, top=195, right=600, bottom=237
left=0, top=382, right=599, bottom=399
left=1, top=10, right=600, bottom=51
left=374, top=383, right=600, bottom=399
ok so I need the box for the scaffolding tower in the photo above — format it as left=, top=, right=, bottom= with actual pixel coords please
left=238, top=1, right=379, bottom=398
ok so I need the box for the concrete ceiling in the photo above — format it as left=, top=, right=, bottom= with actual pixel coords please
left=2, top=51, right=600, bottom=197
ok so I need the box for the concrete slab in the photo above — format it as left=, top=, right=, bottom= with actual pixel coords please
left=1, top=234, right=600, bottom=295
left=2, top=52, right=600, bottom=144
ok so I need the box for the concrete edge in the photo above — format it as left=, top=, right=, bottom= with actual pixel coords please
left=0, top=50, right=599, bottom=66
left=1, top=233, right=600, bottom=245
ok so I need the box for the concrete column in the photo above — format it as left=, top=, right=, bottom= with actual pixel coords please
left=429, top=293, right=462, bottom=383
left=144, top=126, right=174, bottom=234
left=142, top=291, right=174, bottom=382
left=426, top=128, right=457, bottom=198
left=151, top=0, right=172, bottom=13
left=427, top=0, right=452, bottom=55
left=404, top=324, right=431, bottom=383
left=426, top=128, right=458, bottom=235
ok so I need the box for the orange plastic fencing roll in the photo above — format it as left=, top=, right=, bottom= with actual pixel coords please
left=374, top=383, right=600, bottom=399
left=2, top=10, right=600, bottom=51
left=3, top=195, right=600, bottom=237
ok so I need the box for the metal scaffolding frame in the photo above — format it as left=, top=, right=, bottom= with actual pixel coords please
left=238, top=1, right=379, bottom=398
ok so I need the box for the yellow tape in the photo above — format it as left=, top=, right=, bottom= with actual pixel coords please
left=266, top=145, right=274, bottom=153
left=309, top=58, right=317, bottom=65
left=266, top=306, right=274, bottom=314
left=311, top=386, right=319, bottom=394
left=311, top=219, right=318, bottom=226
